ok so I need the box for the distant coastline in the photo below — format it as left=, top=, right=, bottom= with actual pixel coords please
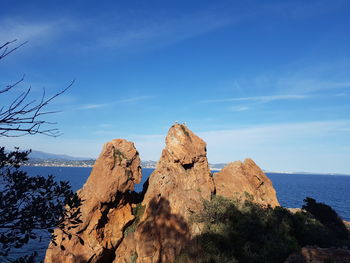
left=265, top=171, right=350, bottom=177
left=22, top=161, right=350, bottom=176
left=23, top=159, right=157, bottom=169
left=24, top=150, right=349, bottom=176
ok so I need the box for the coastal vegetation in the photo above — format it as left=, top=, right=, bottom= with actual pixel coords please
left=177, top=196, right=350, bottom=263
left=124, top=203, right=145, bottom=237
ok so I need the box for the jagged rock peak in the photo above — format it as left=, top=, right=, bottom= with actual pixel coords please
left=142, top=123, right=214, bottom=217
left=214, top=158, right=280, bottom=207
left=80, top=138, right=142, bottom=201
left=114, top=124, right=214, bottom=263
left=45, top=139, right=141, bottom=263
left=163, top=123, right=208, bottom=166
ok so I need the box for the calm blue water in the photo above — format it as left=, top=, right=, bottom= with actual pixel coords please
left=20, top=167, right=350, bottom=220
left=7, top=167, right=350, bottom=261
left=267, top=172, right=350, bottom=221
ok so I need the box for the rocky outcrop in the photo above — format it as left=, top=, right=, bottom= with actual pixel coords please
left=142, top=124, right=214, bottom=223
left=45, top=139, right=141, bottom=263
left=114, top=124, right=214, bottom=263
left=285, top=246, right=350, bottom=263
left=214, top=159, right=280, bottom=207
left=45, top=124, right=280, bottom=263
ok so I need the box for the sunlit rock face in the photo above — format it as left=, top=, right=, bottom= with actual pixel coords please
left=114, top=124, right=214, bottom=263
left=44, top=139, right=141, bottom=263
left=142, top=124, right=215, bottom=224
left=214, top=158, right=280, bottom=207
left=45, top=124, right=280, bottom=263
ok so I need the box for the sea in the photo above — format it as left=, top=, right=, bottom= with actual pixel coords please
left=6, top=166, right=350, bottom=261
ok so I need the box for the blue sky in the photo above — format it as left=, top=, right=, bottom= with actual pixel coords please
left=0, top=0, right=350, bottom=173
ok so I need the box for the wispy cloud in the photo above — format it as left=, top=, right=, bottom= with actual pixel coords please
left=204, top=60, right=350, bottom=112
left=202, top=94, right=308, bottom=104
left=93, top=130, right=118, bottom=136
left=118, top=95, right=153, bottom=103
left=198, top=120, right=350, bottom=173
left=272, top=60, right=350, bottom=94
left=229, top=106, right=251, bottom=112
left=87, top=10, right=234, bottom=51
left=78, top=95, right=153, bottom=110
left=0, top=17, right=78, bottom=47
left=98, top=123, right=114, bottom=128
left=78, top=104, right=106, bottom=110
left=200, top=120, right=350, bottom=145
left=279, top=79, right=350, bottom=94
left=89, top=1, right=346, bottom=52
left=335, top=92, right=348, bottom=97
left=0, top=18, right=53, bottom=43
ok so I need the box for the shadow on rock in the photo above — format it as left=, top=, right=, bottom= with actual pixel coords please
left=138, top=197, right=190, bottom=263
left=116, top=196, right=190, bottom=263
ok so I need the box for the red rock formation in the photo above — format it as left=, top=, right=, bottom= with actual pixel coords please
left=142, top=124, right=214, bottom=222
left=114, top=197, right=190, bottom=263
left=214, top=158, right=280, bottom=207
left=114, top=124, right=214, bottom=263
left=44, top=139, right=141, bottom=263
left=285, top=246, right=350, bottom=263
left=45, top=124, right=280, bottom=263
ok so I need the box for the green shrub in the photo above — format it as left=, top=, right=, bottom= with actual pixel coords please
left=302, top=197, right=348, bottom=240
left=178, top=196, right=350, bottom=263
left=123, top=203, right=145, bottom=237
left=130, top=251, right=138, bottom=263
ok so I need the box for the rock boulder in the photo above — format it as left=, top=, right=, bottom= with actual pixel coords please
left=213, top=158, right=279, bottom=207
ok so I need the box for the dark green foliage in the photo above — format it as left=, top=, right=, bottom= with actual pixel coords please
left=0, top=147, right=82, bottom=261
left=130, top=251, right=138, bottom=263
left=111, top=146, right=130, bottom=170
left=302, top=197, right=348, bottom=240
left=123, top=203, right=145, bottom=236
left=178, top=196, right=350, bottom=263
left=180, top=125, right=191, bottom=140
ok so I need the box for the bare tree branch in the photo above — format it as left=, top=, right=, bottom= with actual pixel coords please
left=0, top=40, right=28, bottom=60
left=0, top=40, right=74, bottom=137
left=0, top=80, right=74, bottom=137
left=0, top=75, right=25, bottom=94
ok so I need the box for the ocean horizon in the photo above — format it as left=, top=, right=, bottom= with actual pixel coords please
left=21, top=166, right=350, bottom=221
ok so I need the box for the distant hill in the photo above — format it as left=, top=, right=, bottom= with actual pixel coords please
left=29, top=150, right=93, bottom=161
left=26, top=150, right=228, bottom=169
left=209, top=163, right=227, bottom=170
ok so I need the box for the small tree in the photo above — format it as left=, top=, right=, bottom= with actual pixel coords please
left=0, top=40, right=82, bottom=262
left=303, top=197, right=348, bottom=240
left=0, top=147, right=82, bottom=261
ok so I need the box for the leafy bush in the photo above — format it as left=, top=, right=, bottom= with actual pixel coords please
left=0, top=147, right=82, bottom=261
left=123, top=203, right=145, bottom=236
left=302, top=197, right=348, bottom=240
left=178, top=196, right=350, bottom=263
